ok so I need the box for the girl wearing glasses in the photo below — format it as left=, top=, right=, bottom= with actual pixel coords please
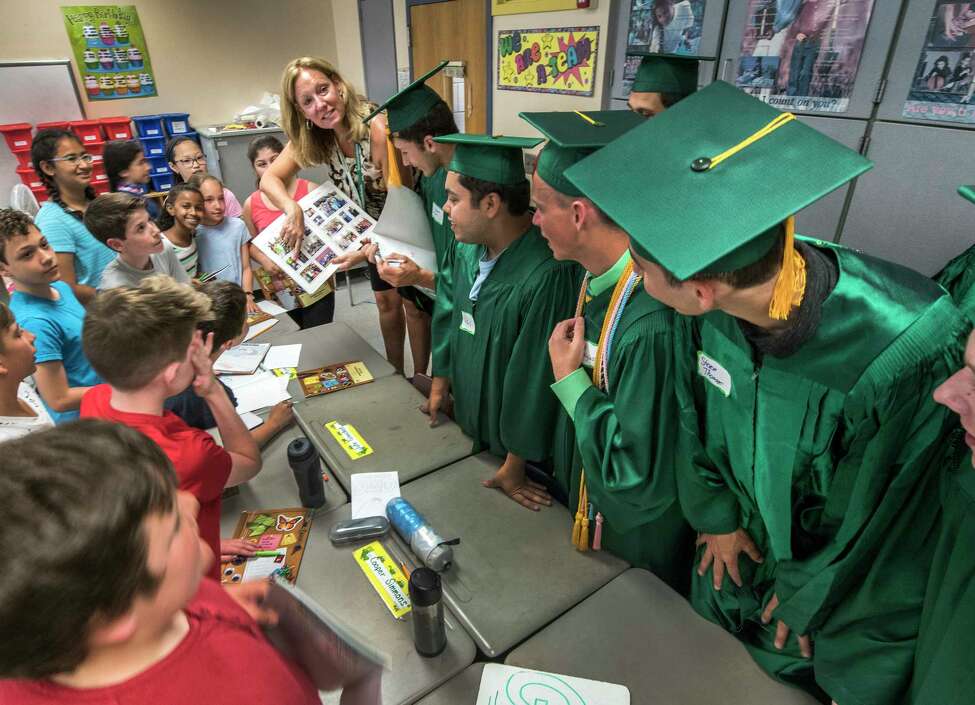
left=165, top=136, right=243, bottom=218
left=31, top=129, right=115, bottom=305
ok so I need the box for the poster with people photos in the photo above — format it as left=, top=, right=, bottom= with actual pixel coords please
left=253, top=182, right=376, bottom=295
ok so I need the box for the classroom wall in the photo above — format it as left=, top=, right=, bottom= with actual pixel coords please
left=491, top=1, right=615, bottom=136
left=0, top=0, right=368, bottom=126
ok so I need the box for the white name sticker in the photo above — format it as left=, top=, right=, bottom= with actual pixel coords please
left=697, top=351, right=732, bottom=397
left=460, top=311, right=476, bottom=335
left=431, top=202, right=445, bottom=225
left=582, top=340, right=598, bottom=369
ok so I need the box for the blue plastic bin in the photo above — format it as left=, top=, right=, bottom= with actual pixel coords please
left=161, top=112, right=191, bottom=135
left=150, top=173, right=175, bottom=192
left=148, top=156, right=170, bottom=176
left=139, top=136, right=166, bottom=158
left=132, top=114, right=165, bottom=138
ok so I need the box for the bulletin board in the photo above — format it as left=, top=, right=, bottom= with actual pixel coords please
left=497, top=26, right=599, bottom=95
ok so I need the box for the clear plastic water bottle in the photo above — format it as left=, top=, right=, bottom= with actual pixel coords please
left=385, top=497, right=457, bottom=572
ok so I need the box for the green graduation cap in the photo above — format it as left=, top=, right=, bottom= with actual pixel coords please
left=959, top=185, right=975, bottom=205
left=519, top=110, right=644, bottom=196
left=363, top=60, right=449, bottom=132
left=434, top=133, right=542, bottom=185
left=629, top=52, right=713, bottom=95
left=565, top=81, right=872, bottom=317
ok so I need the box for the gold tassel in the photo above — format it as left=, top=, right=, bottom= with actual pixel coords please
left=385, top=128, right=402, bottom=188
left=768, top=216, right=807, bottom=321
left=572, top=469, right=586, bottom=549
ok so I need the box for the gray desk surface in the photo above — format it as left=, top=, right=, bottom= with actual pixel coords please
left=294, top=375, right=473, bottom=493
left=249, top=311, right=300, bottom=342
left=219, top=422, right=348, bottom=538
left=393, top=453, right=627, bottom=658
left=414, top=663, right=485, bottom=705
left=505, top=569, right=821, bottom=705
left=307, top=506, right=477, bottom=705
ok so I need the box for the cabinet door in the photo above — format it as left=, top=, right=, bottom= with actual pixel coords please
left=716, top=0, right=905, bottom=119
left=876, top=0, right=975, bottom=128
left=607, top=0, right=727, bottom=105
left=839, top=121, right=973, bottom=275
left=794, top=115, right=868, bottom=241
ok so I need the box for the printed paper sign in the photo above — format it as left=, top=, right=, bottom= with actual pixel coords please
left=498, top=26, right=599, bottom=95
left=353, top=541, right=411, bottom=619
left=61, top=5, right=158, bottom=101
left=477, top=663, right=630, bottom=705
left=325, top=421, right=374, bottom=460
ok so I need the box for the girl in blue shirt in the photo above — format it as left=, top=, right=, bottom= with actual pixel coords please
left=31, top=129, right=115, bottom=305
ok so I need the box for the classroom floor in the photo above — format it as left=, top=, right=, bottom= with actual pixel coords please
left=332, top=269, right=417, bottom=379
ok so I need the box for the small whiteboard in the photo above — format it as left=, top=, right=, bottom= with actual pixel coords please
left=0, top=60, right=85, bottom=208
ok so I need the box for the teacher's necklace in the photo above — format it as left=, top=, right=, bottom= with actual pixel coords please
left=570, top=259, right=641, bottom=552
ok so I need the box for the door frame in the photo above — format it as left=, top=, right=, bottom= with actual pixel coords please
left=405, top=0, right=493, bottom=132
left=358, top=0, right=400, bottom=104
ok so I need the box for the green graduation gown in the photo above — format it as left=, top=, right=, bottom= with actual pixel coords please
left=934, top=244, right=975, bottom=321
left=549, top=253, right=693, bottom=592
left=909, top=432, right=975, bottom=705
left=421, top=167, right=456, bottom=375
left=674, top=240, right=968, bottom=704
left=443, top=225, right=580, bottom=460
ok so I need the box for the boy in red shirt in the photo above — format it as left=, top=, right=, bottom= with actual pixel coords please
left=0, top=421, right=322, bottom=704
left=0, top=422, right=382, bottom=703
left=80, top=275, right=262, bottom=577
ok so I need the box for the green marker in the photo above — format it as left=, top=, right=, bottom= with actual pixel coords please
left=254, top=550, right=283, bottom=557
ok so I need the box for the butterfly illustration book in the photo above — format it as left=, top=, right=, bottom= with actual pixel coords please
left=221, top=507, right=312, bottom=585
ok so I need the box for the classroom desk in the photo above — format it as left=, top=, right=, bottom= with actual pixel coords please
left=249, top=310, right=300, bottom=341
left=219, top=422, right=348, bottom=538
left=306, top=506, right=477, bottom=705
left=413, top=664, right=485, bottom=705
left=293, top=374, right=473, bottom=494
left=391, top=453, right=627, bottom=658
left=503, top=569, right=821, bottom=705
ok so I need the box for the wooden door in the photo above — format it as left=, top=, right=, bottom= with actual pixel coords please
left=409, top=0, right=488, bottom=133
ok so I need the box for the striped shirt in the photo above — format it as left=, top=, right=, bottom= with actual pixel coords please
left=168, top=237, right=199, bottom=278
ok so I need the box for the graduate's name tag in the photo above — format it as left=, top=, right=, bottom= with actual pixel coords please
left=582, top=340, right=598, bottom=369
left=431, top=202, right=445, bottom=225
left=460, top=311, right=476, bottom=335
left=697, top=351, right=732, bottom=397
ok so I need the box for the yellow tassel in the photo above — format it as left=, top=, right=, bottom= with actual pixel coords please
left=571, top=510, right=584, bottom=548
left=385, top=128, right=402, bottom=188
left=768, top=216, right=807, bottom=321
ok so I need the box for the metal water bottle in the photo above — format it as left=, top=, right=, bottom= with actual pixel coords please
left=287, top=438, right=325, bottom=509
left=385, top=497, right=457, bottom=572
left=409, top=567, right=447, bottom=657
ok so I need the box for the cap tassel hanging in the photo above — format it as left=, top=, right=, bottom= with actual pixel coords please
left=768, top=215, right=806, bottom=321
left=572, top=470, right=590, bottom=552
left=385, top=127, right=403, bottom=188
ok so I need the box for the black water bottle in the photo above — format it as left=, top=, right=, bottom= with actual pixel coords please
left=287, top=438, right=325, bottom=509
left=409, top=567, right=447, bottom=657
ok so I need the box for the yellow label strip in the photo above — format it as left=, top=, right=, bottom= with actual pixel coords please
left=353, top=540, right=411, bottom=618
left=325, top=420, right=374, bottom=460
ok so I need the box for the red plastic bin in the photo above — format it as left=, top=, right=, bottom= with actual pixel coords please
left=30, top=185, right=49, bottom=203
left=100, top=116, right=133, bottom=140
left=87, top=140, right=105, bottom=156
left=36, top=121, right=70, bottom=132
left=16, top=166, right=43, bottom=189
left=91, top=161, right=107, bottom=178
left=0, top=123, right=33, bottom=151
left=92, top=180, right=110, bottom=195
left=11, top=147, right=31, bottom=168
left=68, top=120, right=104, bottom=144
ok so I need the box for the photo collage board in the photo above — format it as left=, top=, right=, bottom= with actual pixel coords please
left=253, top=182, right=376, bottom=295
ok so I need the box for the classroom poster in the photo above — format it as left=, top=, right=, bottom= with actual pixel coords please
left=902, top=1, right=975, bottom=124
left=735, top=0, right=876, bottom=114
left=60, top=5, right=157, bottom=101
left=497, top=27, right=599, bottom=96
left=627, top=0, right=707, bottom=55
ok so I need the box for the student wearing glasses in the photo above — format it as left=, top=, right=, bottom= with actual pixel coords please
left=166, top=137, right=243, bottom=218
left=30, top=129, right=116, bottom=305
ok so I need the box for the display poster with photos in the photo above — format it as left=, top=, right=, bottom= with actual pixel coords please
left=623, top=1, right=707, bottom=96
left=253, top=183, right=375, bottom=295
left=497, top=27, right=599, bottom=95
left=735, top=0, right=875, bottom=114
left=903, top=2, right=975, bottom=124
left=61, top=6, right=157, bottom=101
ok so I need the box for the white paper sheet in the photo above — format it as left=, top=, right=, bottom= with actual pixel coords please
left=257, top=299, right=288, bottom=316
left=372, top=186, right=438, bottom=274
left=220, top=370, right=276, bottom=390
left=350, top=471, right=401, bottom=519
left=233, top=375, right=292, bottom=414
left=242, top=550, right=288, bottom=582
left=476, top=664, right=630, bottom=705
left=263, top=344, right=302, bottom=370
left=214, top=342, right=270, bottom=375
left=239, top=411, right=264, bottom=430
left=244, top=318, right=277, bottom=342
